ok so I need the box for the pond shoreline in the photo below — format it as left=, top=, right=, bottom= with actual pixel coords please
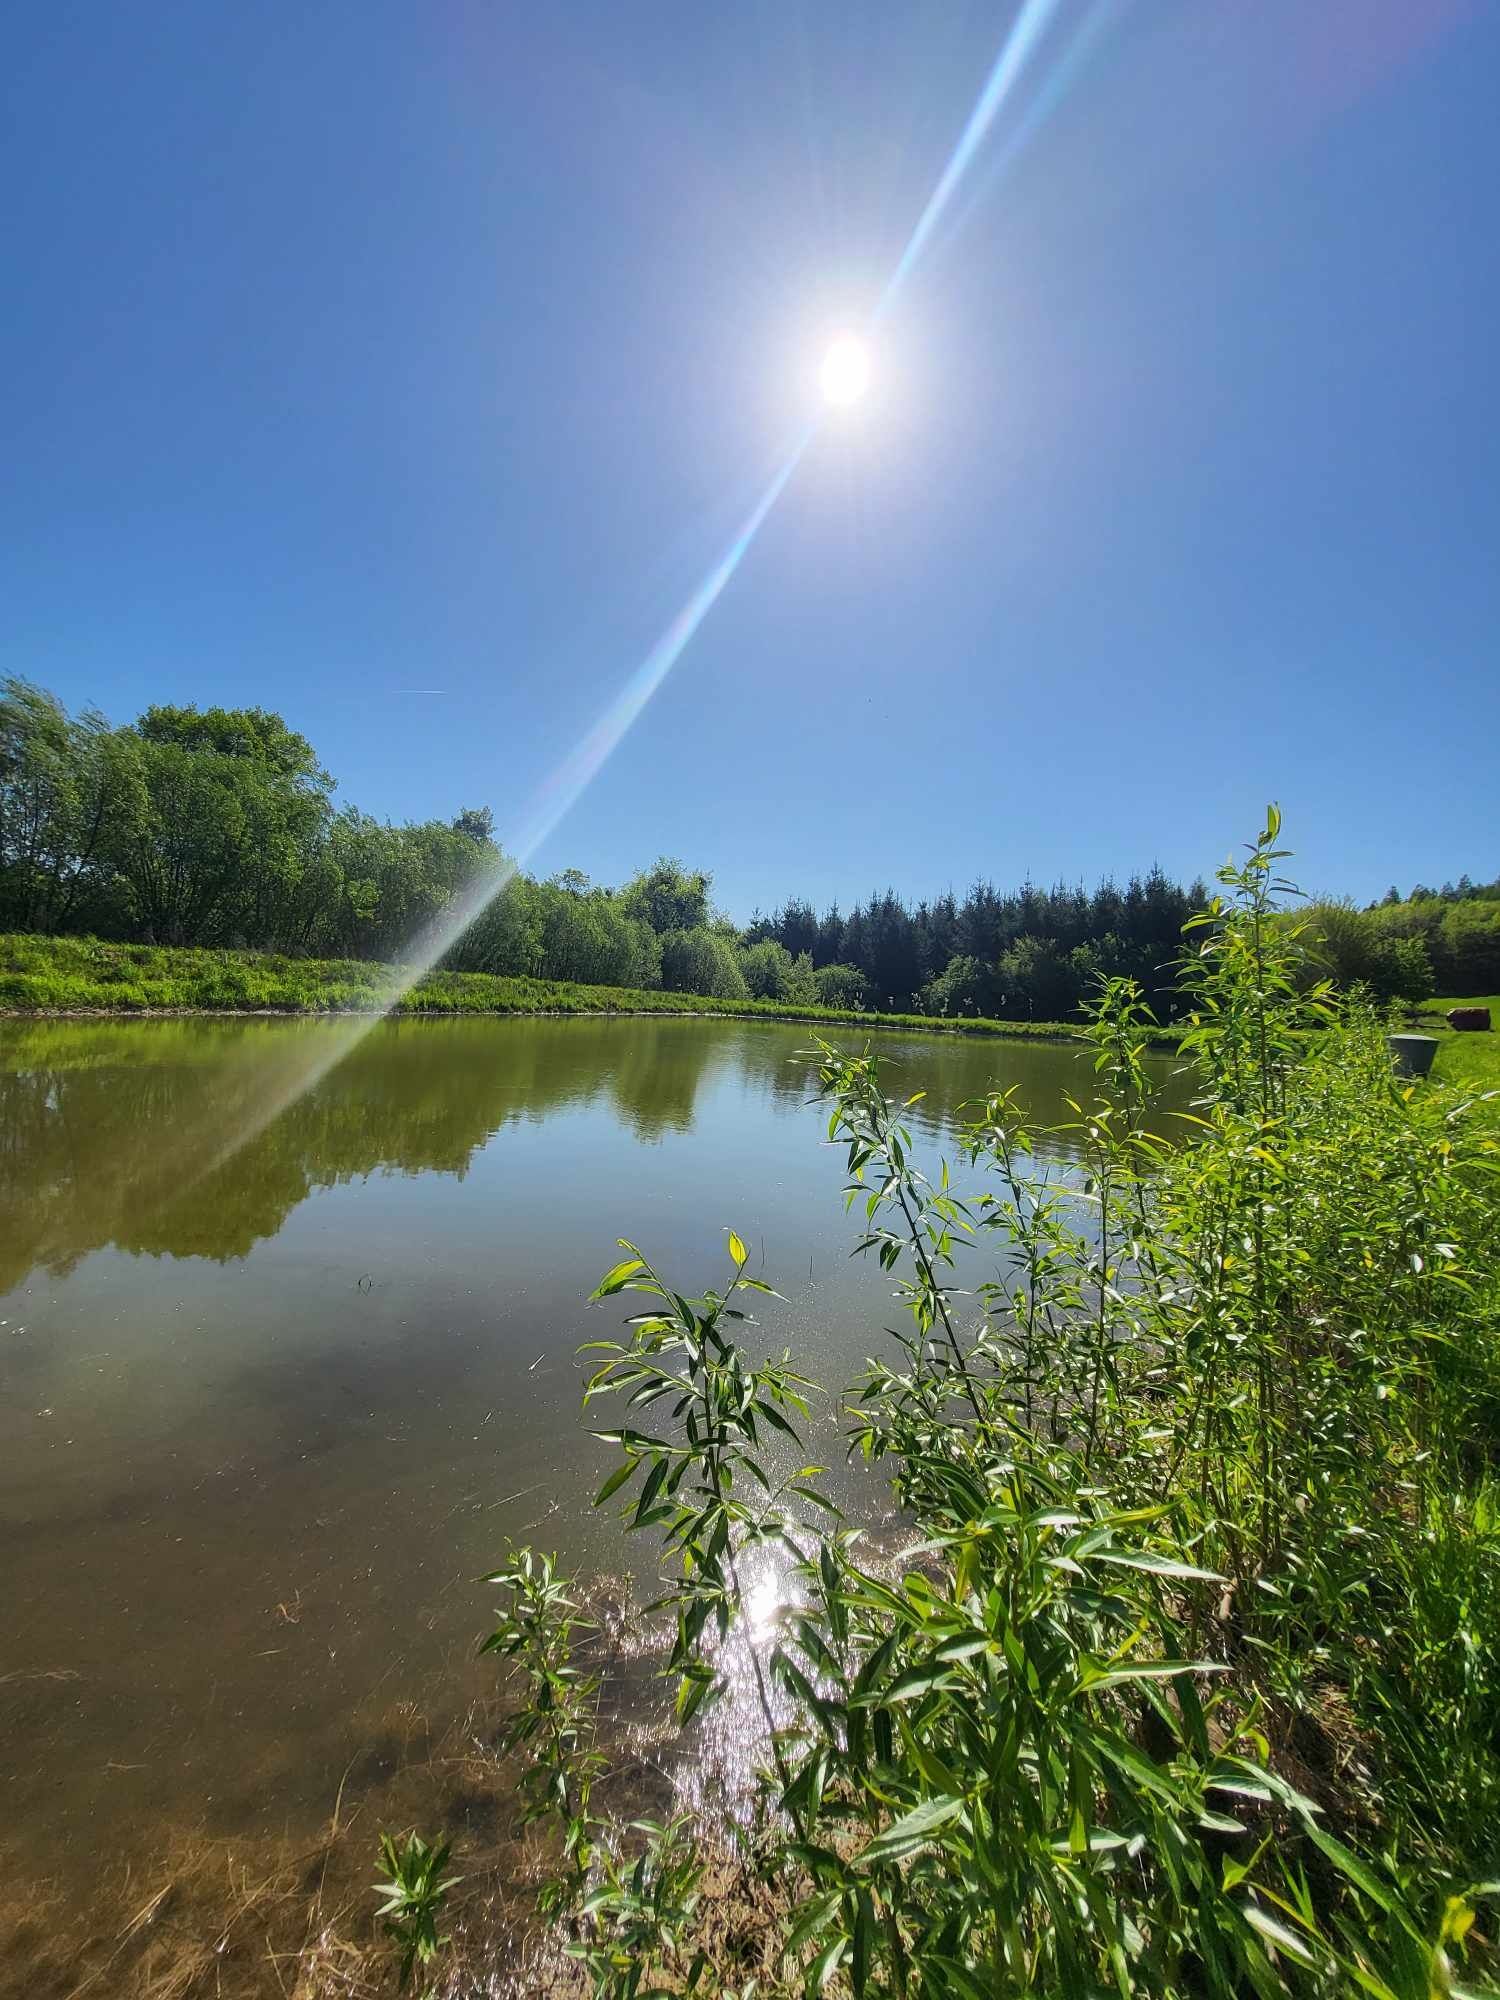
left=0, top=999, right=1102, bottom=1042
left=1, top=933, right=1188, bottom=1043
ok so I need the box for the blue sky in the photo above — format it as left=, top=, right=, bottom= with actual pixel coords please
left=2, top=0, right=1495, bottom=917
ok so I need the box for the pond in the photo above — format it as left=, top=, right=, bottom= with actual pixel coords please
left=0, top=1014, right=1186, bottom=1943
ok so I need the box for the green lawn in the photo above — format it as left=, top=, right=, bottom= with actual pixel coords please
left=1420, top=994, right=1500, bottom=1090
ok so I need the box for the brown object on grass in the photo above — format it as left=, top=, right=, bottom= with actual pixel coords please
left=1447, top=1007, right=1492, bottom=1032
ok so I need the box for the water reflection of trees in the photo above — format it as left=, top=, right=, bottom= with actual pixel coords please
left=0, top=1017, right=743, bottom=1289
left=0, top=1017, right=1176, bottom=1293
left=750, top=1030, right=1116, bottom=1140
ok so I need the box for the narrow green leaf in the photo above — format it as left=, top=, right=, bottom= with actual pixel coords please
left=809, top=1937, right=848, bottom=1990
left=590, top=1256, right=645, bottom=1299
left=1091, top=1550, right=1225, bottom=1582
left=593, top=1457, right=639, bottom=1506
left=1303, top=1825, right=1396, bottom=1915
left=781, top=1890, right=841, bottom=1960
left=1240, top=1903, right=1318, bottom=1967
left=854, top=1794, right=965, bottom=1867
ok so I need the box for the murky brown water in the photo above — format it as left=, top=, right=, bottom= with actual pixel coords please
left=0, top=1014, right=1185, bottom=1916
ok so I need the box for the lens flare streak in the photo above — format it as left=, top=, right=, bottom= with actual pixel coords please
left=512, top=436, right=810, bottom=867
left=931, top=0, right=1121, bottom=263
left=878, top=0, right=1067, bottom=316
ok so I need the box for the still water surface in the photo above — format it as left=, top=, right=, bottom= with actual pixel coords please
left=1, top=1015, right=1184, bottom=1888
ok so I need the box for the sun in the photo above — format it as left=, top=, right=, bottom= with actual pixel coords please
left=820, top=334, right=871, bottom=408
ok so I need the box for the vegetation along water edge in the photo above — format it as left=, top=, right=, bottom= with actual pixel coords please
left=0, top=931, right=1164, bottom=1040
left=401, top=815, right=1500, bottom=1997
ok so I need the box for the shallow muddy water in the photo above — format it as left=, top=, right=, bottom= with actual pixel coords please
left=0, top=1013, right=1186, bottom=1928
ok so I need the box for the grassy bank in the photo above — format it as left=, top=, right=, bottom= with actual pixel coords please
left=0, top=932, right=1157, bottom=1041
left=1420, top=992, right=1500, bottom=1089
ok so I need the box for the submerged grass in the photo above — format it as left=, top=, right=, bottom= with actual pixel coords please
left=0, top=1691, right=497, bottom=2000
left=0, top=1595, right=779, bottom=2000
left=0, top=932, right=1170, bottom=1041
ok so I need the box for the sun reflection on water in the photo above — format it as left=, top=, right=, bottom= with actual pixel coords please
left=600, top=1530, right=918, bottom=1833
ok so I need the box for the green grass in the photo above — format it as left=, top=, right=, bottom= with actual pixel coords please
left=0, top=932, right=1162, bottom=1042
left=1420, top=994, right=1500, bottom=1091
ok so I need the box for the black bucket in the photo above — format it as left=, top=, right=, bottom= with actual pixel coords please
left=1387, top=1034, right=1438, bottom=1078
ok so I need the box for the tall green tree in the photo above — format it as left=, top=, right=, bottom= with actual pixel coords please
left=0, top=677, right=133, bottom=933
left=109, top=705, right=334, bottom=946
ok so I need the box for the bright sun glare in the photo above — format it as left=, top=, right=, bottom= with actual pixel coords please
left=820, top=334, right=871, bottom=407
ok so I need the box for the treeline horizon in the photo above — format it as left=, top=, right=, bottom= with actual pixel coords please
left=4, top=678, right=1496, bottom=1019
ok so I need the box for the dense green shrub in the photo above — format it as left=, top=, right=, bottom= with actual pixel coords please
left=1305, top=894, right=1500, bottom=1001
left=660, top=925, right=752, bottom=1000
left=814, top=961, right=871, bottom=1010
left=740, top=936, right=817, bottom=1003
